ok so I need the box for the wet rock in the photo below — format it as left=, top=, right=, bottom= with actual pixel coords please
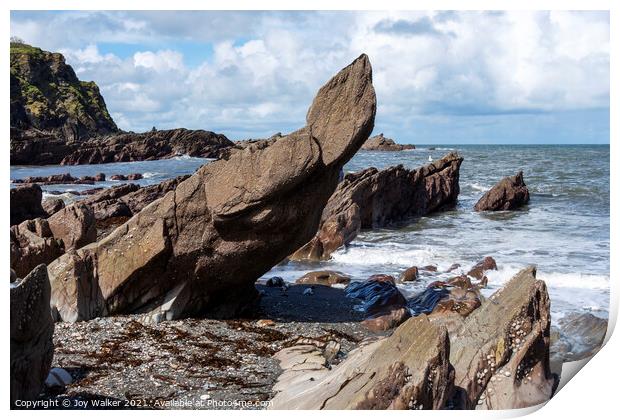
left=362, top=306, right=411, bottom=332
left=291, top=153, right=463, bottom=261
left=10, top=265, right=55, bottom=405
left=367, top=274, right=397, bottom=284
left=421, top=265, right=438, bottom=272
left=550, top=312, right=607, bottom=362
left=445, top=266, right=556, bottom=409
left=474, top=171, right=530, bottom=211
left=10, top=219, right=64, bottom=278
left=361, top=133, right=415, bottom=151
left=447, top=263, right=461, bottom=272
left=398, top=266, right=419, bottom=282
left=48, top=54, right=376, bottom=322
left=47, top=202, right=97, bottom=250
left=296, top=270, right=351, bottom=286
left=42, top=197, right=66, bottom=217
left=10, top=184, right=46, bottom=225
left=270, top=315, right=453, bottom=409
left=408, top=287, right=450, bottom=316
left=467, top=256, right=497, bottom=280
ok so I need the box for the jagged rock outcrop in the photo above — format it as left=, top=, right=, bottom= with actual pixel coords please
left=10, top=218, right=64, bottom=278
left=47, top=203, right=96, bottom=250
left=10, top=265, right=55, bottom=405
left=291, top=152, right=463, bottom=261
left=10, top=184, right=47, bottom=226
left=442, top=266, right=556, bottom=409
left=47, top=54, right=376, bottom=322
left=269, top=315, right=453, bottom=409
left=474, top=171, right=530, bottom=211
left=361, top=133, right=414, bottom=151
left=11, top=128, right=235, bottom=165
left=10, top=42, right=117, bottom=140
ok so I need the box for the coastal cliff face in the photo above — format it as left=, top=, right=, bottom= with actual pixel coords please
left=10, top=43, right=235, bottom=165
left=10, top=42, right=118, bottom=141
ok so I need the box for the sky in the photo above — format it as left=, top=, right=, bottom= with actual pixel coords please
left=10, top=10, right=610, bottom=144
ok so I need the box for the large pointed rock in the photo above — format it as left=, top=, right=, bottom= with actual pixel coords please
left=11, top=265, right=55, bottom=405
left=269, top=315, right=453, bottom=409
left=474, top=171, right=529, bottom=211
left=48, top=55, right=376, bottom=322
left=291, top=152, right=463, bottom=261
left=445, top=266, right=556, bottom=409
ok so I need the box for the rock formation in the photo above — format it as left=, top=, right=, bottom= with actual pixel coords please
left=47, top=203, right=97, bottom=250
left=10, top=184, right=47, bottom=226
left=10, top=218, right=64, bottom=278
left=48, top=54, right=376, bottom=322
left=269, top=315, right=453, bottom=409
left=361, top=133, right=415, bottom=151
left=291, top=152, right=463, bottom=261
left=474, top=171, right=530, bottom=211
left=270, top=266, right=556, bottom=410
left=42, top=197, right=65, bottom=216
left=10, top=265, right=55, bottom=405
left=550, top=312, right=607, bottom=362
left=296, top=270, right=351, bottom=286
left=10, top=43, right=234, bottom=165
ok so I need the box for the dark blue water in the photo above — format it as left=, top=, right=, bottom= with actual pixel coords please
left=10, top=145, right=610, bottom=320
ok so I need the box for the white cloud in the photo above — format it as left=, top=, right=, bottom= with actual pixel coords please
left=10, top=11, right=609, bottom=141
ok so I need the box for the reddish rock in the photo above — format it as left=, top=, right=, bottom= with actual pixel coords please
left=474, top=171, right=530, bottom=211
left=367, top=274, right=397, bottom=284
left=361, top=133, right=415, bottom=151
left=398, top=266, right=419, bottom=282
left=421, top=265, right=438, bottom=272
left=291, top=153, right=463, bottom=261
left=447, top=263, right=461, bottom=272
left=467, top=256, right=497, bottom=280
left=296, top=271, right=351, bottom=286
left=42, top=197, right=65, bottom=217
left=362, top=307, right=411, bottom=332
left=47, top=203, right=97, bottom=249
left=127, top=173, right=143, bottom=181
left=10, top=218, right=64, bottom=278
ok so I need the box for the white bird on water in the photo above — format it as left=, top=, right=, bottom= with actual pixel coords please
left=428, top=155, right=433, bottom=162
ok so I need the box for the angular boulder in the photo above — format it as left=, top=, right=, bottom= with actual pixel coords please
left=445, top=266, right=556, bottom=409
left=474, top=171, right=530, bottom=211
left=42, top=197, right=65, bottom=217
left=296, top=270, right=351, bottom=286
left=47, top=202, right=97, bottom=249
left=269, top=315, right=453, bottom=409
left=10, top=218, right=64, bottom=278
left=291, top=152, right=463, bottom=261
left=10, top=265, right=55, bottom=405
left=467, top=256, right=497, bottom=280
left=48, top=54, right=376, bottom=322
left=10, top=184, right=46, bottom=226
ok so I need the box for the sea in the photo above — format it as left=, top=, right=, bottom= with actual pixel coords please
left=10, top=145, right=610, bottom=323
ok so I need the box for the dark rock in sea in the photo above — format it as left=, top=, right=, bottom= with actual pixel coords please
left=345, top=278, right=410, bottom=332
left=474, top=171, right=530, bottom=211
left=10, top=265, right=55, bottom=405
left=47, top=203, right=97, bottom=250
left=398, top=265, right=419, bottom=282
left=296, top=270, right=351, bottom=286
left=270, top=315, right=452, bottom=409
left=421, top=264, right=438, bottom=272
left=550, top=312, right=607, bottom=362
left=42, top=197, right=65, bottom=217
left=467, top=256, right=497, bottom=280
left=48, top=54, right=377, bottom=322
left=361, top=133, right=415, bottom=151
left=10, top=184, right=47, bottom=226
left=291, top=152, right=463, bottom=261
left=10, top=218, right=64, bottom=278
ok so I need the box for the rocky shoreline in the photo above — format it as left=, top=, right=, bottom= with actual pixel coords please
left=10, top=49, right=608, bottom=410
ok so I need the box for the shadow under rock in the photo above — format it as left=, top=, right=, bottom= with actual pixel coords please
left=255, top=284, right=365, bottom=323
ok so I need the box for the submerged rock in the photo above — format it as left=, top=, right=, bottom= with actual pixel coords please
left=474, top=171, right=530, bottom=211
left=10, top=265, right=55, bottom=405
left=361, top=133, right=415, bottom=151
left=10, top=184, right=47, bottom=226
left=398, top=266, right=419, bottom=282
left=48, top=54, right=376, bottom=322
left=291, top=152, right=463, bottom=261
left=269, top=315, right=452, bottom=409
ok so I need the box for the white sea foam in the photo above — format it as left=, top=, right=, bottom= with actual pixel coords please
left=142, top=172, right=161, bottom=179
left=331, top=244, right=449, bottom=268
left=469, top=182, right=490, bottom=192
